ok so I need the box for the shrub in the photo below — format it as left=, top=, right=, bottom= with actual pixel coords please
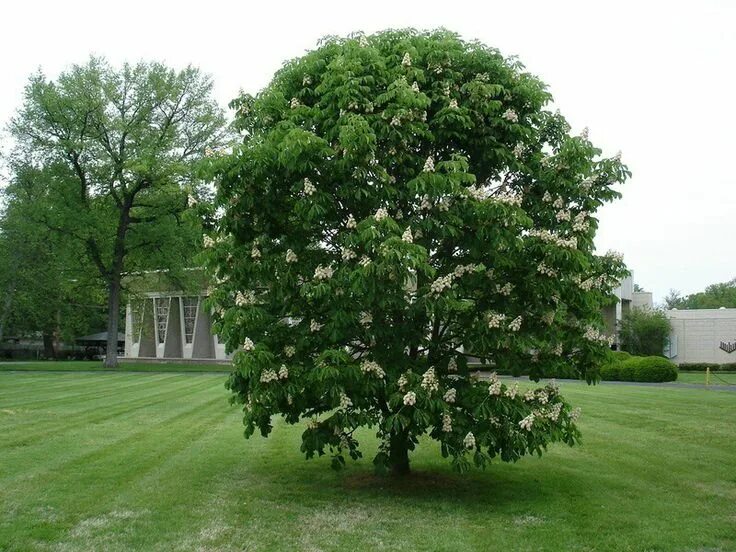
left=619, top=309, right=671, bottom=356
left=601, top=356, right=678, bottom=382
left=678, top=363, right=736, bottom=372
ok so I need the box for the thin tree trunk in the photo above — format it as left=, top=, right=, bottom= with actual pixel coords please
left=42, top=332, right=57, bottom=359
left=0, top=285, right=14, bottom=345
left=388, top=431, right=411, bottom=476
left=103, top=275, right=121, bottom=368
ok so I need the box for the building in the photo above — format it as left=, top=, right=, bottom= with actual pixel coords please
left=665, top=308, right=736, bottom=365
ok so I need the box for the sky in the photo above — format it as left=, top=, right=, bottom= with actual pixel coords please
left=1, top=0, right=734, bottom=303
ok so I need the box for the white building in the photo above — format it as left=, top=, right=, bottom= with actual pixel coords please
left=665, top=308, right=736, bottom=365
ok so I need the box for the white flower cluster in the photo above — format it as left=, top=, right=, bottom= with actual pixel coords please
left=358, top=35, right=369, bottom=47
left=495, top=190, right=523, bottom=207
left=390, top=115, right=401, bottom=127
left=465, top=185, right=489, bottom=201
left=251, top=245, right=261, bottom=260
left=443, top=388, right=456, bottom=403
left=572, top=212, right=589, bottom=232
left=430, top=274, right=454, bottom=295
left=359, top=311, right=372, bottom=327
left=314, top=265, right=334, bottom=280
left=284, top=345, right=296, bottom=358
left=527, top=229, right=577, bottom=249
left=411, top=81, right=420, bottom=92
left=571, top=407, right=582, bottom=421
left=442, top=413, right=452, bottom=432
left=397, top=373, right=408, bottom=391
left=582, top=325, right=614, bottom=345
left=374, top=207, right=389, bottom=221
left=278, top=365, right=289, bottom=379
left=337, top=246, right=355, bottom=262
left=402, top=52, right=412, bottom=67
left=203, top=235, right=215, bottom=248
left=286, top=249, right=298, bottom=263
left=448, top=98, right=458, bottom=109
left=542, top=191, right=553, bottom=203
left=513, top=143, right=524, bottom=158
left=345, top=214, right=357, bottom=229
left=403, top=391, right=417, bottom=406
left=580, top=176, right=595, bottom=192
left=605, top=249, right=625, bottom=263
left=359, top=255, right=371, bottom=267
left=553, top=343, right=563, bottom=356
left=420, top=194, right=433, bottom=210
left=303, top=74, right=312, bottom=86
left=361, top=359, right=385, bottom=378
left=463, top=432, right=476, bottom=449
left=502, top=108, right=519, bottom=123
left=447, top=357, right=457, bottom=372
left=519, top=413, right=535, bottom=431
left=401, top=227, right=413, bottom=243
left=340, top=393, right=352, bottom=410
left=505, top=383, right=519, bottom=399
left=545, top=402, right=563, bottom=422
left=243, top=337, right=255, bottom=351
left=537, top=262, right=558, bottom=277
left=310, top=320, right=323, bottom=332
left=489, top=380, right=502, bottom=396
left=235, top=290, right=256, bottom=307
left=421, top=367, right=439, bottom=393
left=508, top=316, right=523, bottom=332
left=290, top=97, right=301, bottom=109
left=542, top=311, right=555, bottom=326
left=556, top=209, right=571, bottom=222
left=442, top=82, right=451, bottom=96
left=553, top=197, right=565, bottom=209
left=453, top=264, right=477, bottom=278
left=524, top=389, right=536, bottom=402
left=260, top=369, right=278, bottom=383
left=497, top=282, right=514, bottom=296
left=307, top=418, right=320, bottom=430
left=487, top=312, right=507, bottom=329
left=581, top=126, right=590, bottom=139
left=303, top=178, right=316, bottom=196
left=423, top=156, right=435, bottom=172
left=188, top=194, right=198, bottom=208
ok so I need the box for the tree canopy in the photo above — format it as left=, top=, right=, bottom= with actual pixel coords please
left=8, top=58, right=228, bottom=366
left=667, top=278, right=736, bottom=310
left=206, top=29, right=629, bottom=474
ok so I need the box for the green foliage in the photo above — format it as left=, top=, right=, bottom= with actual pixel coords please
left=678, top=362, right=736, bottom=372
left=601, top=355, right=678, bottom=382
left=619, top=308, right=671, bottom=356
left=207, top=29, right=629, bottom=473
left=8, top=58, right=228, bottom=365
left=669, top=278, right=736, bottom=309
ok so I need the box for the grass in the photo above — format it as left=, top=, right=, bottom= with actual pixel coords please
left=0, top=371, right=734, bottom=551
left=0, top=360, right=229, bottom=373
left=677, top=371, right=736, bottom=385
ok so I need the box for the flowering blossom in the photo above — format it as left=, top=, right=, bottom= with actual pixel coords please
left=443, top=388, right=456, bottom=403
left=582, top=325, right=613, bottom=345
left=571, top=407, right=582, bottom=421
left=465, top=185, right=489, bottom=201
left=235, top=290, right=256, bottom=307
left=314, top=265, right=334, bottom=280
left=497, top=282, right=514, bottom=296
left=572, top=211, right=590, bottom=232
left=361, top=359, right=385, bottom=378
left=358, top=35, right=368, bottom=47
left=542, top=191, right=553, bottom=203
left=243, top=337, right=255, bottom=351
left=463, top=432, right=476, bottom=449
left=487, top=312, right=506, bottom=329
left=260, top=369, right=278, bottom=383
left=303, top=74, right=312, bottom=86
left=581, top=126, right=590, bottom=139
left=524, top=389, right=536, bottom=402
left=303, top=178, right=316, bottom=196
left=423, top=156, right=435, bottom=172
left=519, top=413, right=535, bottom=431
left=187, top=194, right=197, bottom=208
left=397, top=373, right=408, bottom=391
left=505, top=382, right=519, bottom=399
left=284, top=345, right=296, bottom=358
left=402, top=227, right=413, bottom=243
left=555, top=209, right=571, bottom=222
left=508, top=316, right=523, bottom=332
left=430, top=274, right=454, bottom=295
left=307, top=418, right=320, bottom=430
left=448, top=98, right=458, bottom=109
left=420, top=194, right=432, bottom=210
left=580, top=177, right=595, bottom=192
left=359, top=255, right=371, bottom=267
left=403, top=391, right=417, bottom=406
left=203, top=235, right=215, bottom=248
left=340, top=393, right=353, bottom=410
left=286, top=249, right=298, bottom=263
left=390, top=115, right=401, bottom=127
left=447, top=357, right=457, bottom=372
left=537, top=390, right=549, bottom=405
left=421, top=367, right=439, bottom=392
left=251, top=245, right=261, bottom=260
left=341, top=247, right=356, bottom=261
left=502, top=108, right=519, bottom=123
left=411, top=81, right=420, bottom=93
left=537, top=262, right=557, bottom=277
left=374, top=207, right=389, bottom=221
left=552, top=343, right=563, bottom=356
left=527, top=229, right=577, bottom=249
left=278, top=365, right=289, bottom=379
left=513, top=143, right=524, bottom=158
left=402, top=52, right=412, bottom=67
left=495, top=190, right=524, bottom=207
left=310, top=320, right=323, bottom=332
left=359, top=311, right=372, bottom=327
left=345, top=214, right=357, bottom=229
left=605, top=250, right=625, bottom=263
left=553, top=197, right=565, bottom=209
left=489, top=380, right=502, bottom=396
left=442, top=413, right=452, bottom=432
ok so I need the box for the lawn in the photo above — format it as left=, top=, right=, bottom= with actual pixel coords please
left=677, top=371, right=736, bottom=385
left=0, top=372, right=734, bottom=551
left=0, top=360, right=229, bottom=373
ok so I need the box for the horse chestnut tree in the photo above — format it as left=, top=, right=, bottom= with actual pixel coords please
left=205, top=30, right=629, bottom=475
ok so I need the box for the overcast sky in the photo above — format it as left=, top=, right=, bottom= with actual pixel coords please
left=1, top=0, right=734, bottom=302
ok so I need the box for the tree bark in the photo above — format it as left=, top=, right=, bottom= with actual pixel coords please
left=388, top=431, right=411, bottom=476
left=42, top=332, right=57, bottom=359
left=0, top=284, right=14, bottom=345
left=103, top=274, right=121, bottom=368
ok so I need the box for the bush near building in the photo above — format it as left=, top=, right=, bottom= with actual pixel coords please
left=601, top=355, right=678, bottom=383
left=618, top=308, right=671, bottom=357
left=678, top=362, right=736, bottom=372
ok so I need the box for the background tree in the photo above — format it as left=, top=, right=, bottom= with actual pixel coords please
left=9, top=59, right=228, bottom=366
left=676, top=278, right=736, bottom=309
left=662, top=288, right=683, bottom=310
left=618, top=308, right=671, bottom=356
left=207, top=30, right=629, bottom=475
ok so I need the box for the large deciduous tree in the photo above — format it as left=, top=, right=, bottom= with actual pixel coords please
left=9, top=58, right=227, bottom=366
left=207, top=30, right=629, bottom=475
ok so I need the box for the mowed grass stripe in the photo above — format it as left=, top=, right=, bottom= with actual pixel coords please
left=0, top=375, right=227, bottom=449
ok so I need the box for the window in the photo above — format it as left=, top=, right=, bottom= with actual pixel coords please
left=182, top=297, right=198, bottom=344
left=155, top=298, right=170, bottom=344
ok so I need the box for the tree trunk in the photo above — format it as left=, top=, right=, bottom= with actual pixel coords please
left=42, top=332, right=57, bottom=359
left=103, top=275, right=121, bottom=368
left=388, top=431, right=411, bottom=476
left=0, top=283, right=15, bottom=345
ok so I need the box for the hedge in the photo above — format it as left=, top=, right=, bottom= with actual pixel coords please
left=601, top=355, right=678, bottom=383
left=677, top=363, right=736, bottom=372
